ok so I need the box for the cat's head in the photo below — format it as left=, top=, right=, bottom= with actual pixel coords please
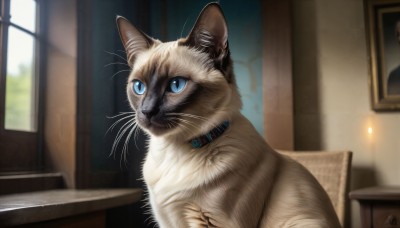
left=116, top=3, right=242, bottom=140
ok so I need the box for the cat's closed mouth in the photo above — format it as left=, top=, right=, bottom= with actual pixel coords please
left=139, top=115, right=174, bottom=134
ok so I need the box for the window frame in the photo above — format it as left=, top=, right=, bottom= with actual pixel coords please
left=0, top=0, right=46, bottom=173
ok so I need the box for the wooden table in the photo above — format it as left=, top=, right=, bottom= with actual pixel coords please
left=349, top=186, right=400, bottom=228
left=0, top=188, right=142, bottom=227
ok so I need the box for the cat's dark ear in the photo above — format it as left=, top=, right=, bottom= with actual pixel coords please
left=185, top=3, right=228, bottom=62
left=116, top=16, right=154, bottom=67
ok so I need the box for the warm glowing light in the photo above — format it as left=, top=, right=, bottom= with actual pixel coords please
left=368, top=127, right=373, bottom=135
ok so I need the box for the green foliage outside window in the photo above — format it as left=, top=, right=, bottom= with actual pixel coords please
left=5, top=64, right=33, bottom=131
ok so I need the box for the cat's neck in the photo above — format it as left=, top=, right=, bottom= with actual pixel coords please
left=146, top=112, right=266, bottom=167
left=190, top=120, right=230, bottom=148
left=148, top=111, right=242, bottom=149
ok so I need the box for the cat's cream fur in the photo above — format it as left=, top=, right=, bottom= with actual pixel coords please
left=116, top=3, right=341, bottom=228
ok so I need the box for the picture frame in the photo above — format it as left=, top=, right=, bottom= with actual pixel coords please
left=365, top=0, right=400, bottom=110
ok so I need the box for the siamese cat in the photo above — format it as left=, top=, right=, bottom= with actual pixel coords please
left=116, top=3, right=341, bottom=228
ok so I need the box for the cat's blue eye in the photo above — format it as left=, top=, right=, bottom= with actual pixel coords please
left=132, top=80, right=146, bottom=95
left=169, top=77, right=187, bottom=93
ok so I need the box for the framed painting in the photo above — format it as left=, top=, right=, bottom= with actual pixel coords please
left=365, top=0, right=400, bottom=110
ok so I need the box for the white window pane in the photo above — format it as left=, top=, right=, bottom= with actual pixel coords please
left=9, top=0, right=37, bottom=33
left=5, top=27, right=37, bottom=132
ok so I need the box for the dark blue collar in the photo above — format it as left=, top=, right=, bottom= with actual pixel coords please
left=190, top=121, right=230, bottom=148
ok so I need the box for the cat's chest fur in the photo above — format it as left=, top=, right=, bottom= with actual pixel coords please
left=142, top=115, right=276, bottom=228
left=142, top=130, right=224, bottom=227
left=143, top=118, right=246, bottom=200
left=143, top=139, right=211, bottom=195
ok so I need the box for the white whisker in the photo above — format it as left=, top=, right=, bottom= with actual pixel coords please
left=110, top=119, right=135, bottom=158
left=107, top=111, right=135, bottom=119
left=106, top=113, right=135, bottom=135
left=167, top=112, right=217, bottom=130
left=169, top=117, right=197, bottom=136
left=111, top=69, right=131, bottom=78
left=105, top=50, right=127, bottom=62
left=121, top=123, right=138, bottom=167
left=104, top=62, right=131, bottom=68
left=133, top=121, right=142, bottom=150
left=167, top=112, right=209, bottom=122
left=116, top=49, right=127, bottom=54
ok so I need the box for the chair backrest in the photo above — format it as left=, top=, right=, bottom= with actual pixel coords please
left=278, top=150, right=352, bottom=227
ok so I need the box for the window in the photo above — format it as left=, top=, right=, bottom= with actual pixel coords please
left=4, top=0, right=37, bottom=131
left=0, top=0, right=45, bottom=172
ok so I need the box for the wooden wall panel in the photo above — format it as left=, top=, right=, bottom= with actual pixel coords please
left=44, top=0, right=77, bottom=188
left=262, top=0, right=294, bottom=150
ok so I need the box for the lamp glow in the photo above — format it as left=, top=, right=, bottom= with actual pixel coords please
left=368, top=127, right=373, bottom=135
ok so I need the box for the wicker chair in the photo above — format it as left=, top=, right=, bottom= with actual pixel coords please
left=278, top=150, right=352, bottom=227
